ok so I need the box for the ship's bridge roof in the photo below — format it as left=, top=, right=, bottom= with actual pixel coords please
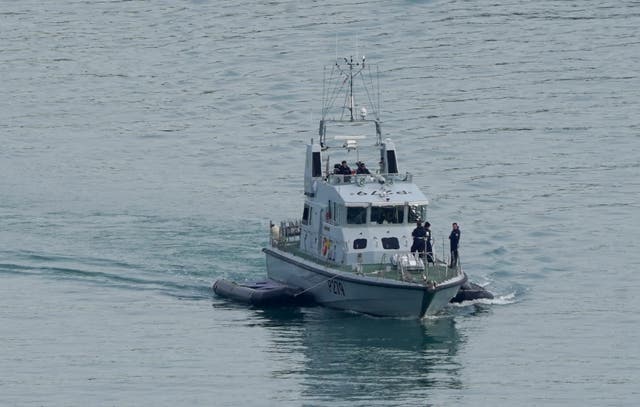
left=315, top=173, right=428, bottom=205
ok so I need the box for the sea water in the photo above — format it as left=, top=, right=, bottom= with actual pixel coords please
left=1, top=1, right=639, bottom=405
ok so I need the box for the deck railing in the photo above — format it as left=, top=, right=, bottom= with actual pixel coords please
left=271, top=220, right=301, bottom=247
left=269, top=229, right=462, bottom=285
left=327, top=172, right=413, bottom=186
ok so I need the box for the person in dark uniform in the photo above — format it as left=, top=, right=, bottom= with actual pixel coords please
left=339, top=160, right=351, bottom=174
left=339, top=160, right=352, bottom=182
left=333, top=163, right=341, bottom=174
left=449, top=222, right=461, bottom=267
left=356, top=161, right=371, bottom=174
left=424, top=221, right=434, bottom=263
left=411, top=221, right=426, bottom=256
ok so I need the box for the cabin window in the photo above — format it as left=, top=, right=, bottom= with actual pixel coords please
left=408, top=204, right=427, bottom=223
left=371, top=205, right=404, bottom=224
left=327, top=201, right=344, bottom=224
left=302, top=204, right=311, bottom=225
left=381, top=237, right=400, bottom=250
left=347, top=207, right=367, bottom=224
left=327, top=200, right=332, bottom=223
left=353, top=239, right=367, bottom=250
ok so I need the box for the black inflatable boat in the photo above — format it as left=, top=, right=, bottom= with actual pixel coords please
left=212, top=279, right=312, bottom=306
left=449, top=282, right=494, bottom=303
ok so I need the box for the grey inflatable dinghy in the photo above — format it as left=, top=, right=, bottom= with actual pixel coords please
left=450, top=282, right=494, bottom=303
left=212, top=279, right=312, bottom=306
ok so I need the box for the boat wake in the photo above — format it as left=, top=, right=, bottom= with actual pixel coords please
left=0, top=254, right=213, bottom=301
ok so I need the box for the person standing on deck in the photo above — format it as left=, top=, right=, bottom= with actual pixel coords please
left=411, top=221, right=426, bottom=256
left=339, top=160, right=352, bottom=175
left=449, top=222, right=461, bottom=267
left=356, top=161, right=371, bottom=174
left=424, top=222, right=434, bottom=263
left=339, top=160, right=352, bottom=182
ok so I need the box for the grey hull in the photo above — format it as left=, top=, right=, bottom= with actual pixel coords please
left=264, top=247, right=466, bottom=318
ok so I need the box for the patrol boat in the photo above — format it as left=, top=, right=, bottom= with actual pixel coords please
left=263, top=57, right=467, bottom=318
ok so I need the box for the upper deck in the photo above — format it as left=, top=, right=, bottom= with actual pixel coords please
left=315, top=171, right=427, bottom=207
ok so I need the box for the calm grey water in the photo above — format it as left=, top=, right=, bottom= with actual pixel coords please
left=1, top=0, right=639, bottom=405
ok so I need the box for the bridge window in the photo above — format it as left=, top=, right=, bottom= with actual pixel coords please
left=347, top=207, right=367, bottom=224
left=408, top=204, right=427, bottom=223
left=371, top=205, right=404, bottom=224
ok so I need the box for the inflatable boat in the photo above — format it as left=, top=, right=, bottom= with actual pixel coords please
left=449, top=282, right=494, bottom=303
left=212, top=279, right=312, bottom=306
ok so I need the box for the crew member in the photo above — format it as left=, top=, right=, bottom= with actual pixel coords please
left=424, top=221, right=434, bottom=263
left=411, top=221, right=426, bottom=255
left=356, top=161, right=371, bottom=174
left=339, top=160, right=352, bottom=182
left=339, top=160, right=352, bottom=175
left=449, top=222, right=461, bottom=267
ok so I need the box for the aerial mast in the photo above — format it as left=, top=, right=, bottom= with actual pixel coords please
left=342, top=56, right=365, bottom=121
left=319, top=55, right=381, bottom=147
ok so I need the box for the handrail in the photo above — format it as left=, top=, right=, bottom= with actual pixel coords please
left=327, top=172, right=412, bottom=185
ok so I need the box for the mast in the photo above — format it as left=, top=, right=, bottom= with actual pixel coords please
left=319, top=56, right=382, bottom=147
left=342, top=56, right=364, bottom=121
